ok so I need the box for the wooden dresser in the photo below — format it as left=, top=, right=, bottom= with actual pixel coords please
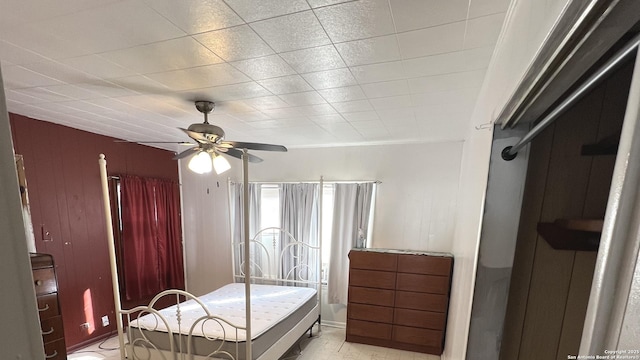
left=346, top=249, right=453, bottom=355
left=30, top=253, right=67, bottom=360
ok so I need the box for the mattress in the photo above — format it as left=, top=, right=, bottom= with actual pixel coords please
left=128, top=283, right=318, bottom=359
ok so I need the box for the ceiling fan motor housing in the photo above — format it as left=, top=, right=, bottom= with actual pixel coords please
left=187, top=123, right=225, bottom=142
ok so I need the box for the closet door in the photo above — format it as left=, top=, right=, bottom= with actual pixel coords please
left=580, top=48, right=640, bottom=353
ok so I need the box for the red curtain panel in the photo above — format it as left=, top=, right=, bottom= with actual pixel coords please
left=120, top=175, right=183, bottom=301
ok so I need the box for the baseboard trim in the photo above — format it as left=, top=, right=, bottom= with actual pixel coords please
left=321, top=320, right=346, bottom=329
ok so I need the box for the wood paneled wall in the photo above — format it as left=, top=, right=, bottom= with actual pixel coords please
left=9, top=114, right=179, bottom=350
left=500, top=61, right=632, bottom=359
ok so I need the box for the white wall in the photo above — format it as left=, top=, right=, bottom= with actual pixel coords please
left=181, top=141, right=464, bottom=325
left=442, top=0, right=573, bottom=359
left=0, top=66, right=45, bottom=359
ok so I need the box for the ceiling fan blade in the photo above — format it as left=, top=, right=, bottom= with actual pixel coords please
left=222, top=148, right=263, bottom=163
left=219, top=141, right=287, bottom=152
left=179, top=128, right=210, bottom=144
left=114, top=140, right=194, bottom=145
left=173, top=146, right=199, bottom=160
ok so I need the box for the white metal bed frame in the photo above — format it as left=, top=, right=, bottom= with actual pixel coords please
left=98, top=154, right=322, bottom=360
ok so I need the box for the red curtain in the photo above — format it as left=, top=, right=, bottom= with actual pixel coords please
left=120, top=175, right=184, bottom=301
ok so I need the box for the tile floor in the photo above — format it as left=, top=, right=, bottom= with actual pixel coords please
left=68, top=325, right=440, bottom=360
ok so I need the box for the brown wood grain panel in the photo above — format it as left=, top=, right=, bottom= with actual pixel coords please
left=10, top=113, right=179, bottom=349
left=397, top=254, right=452, bottom=276
left=348, top=286, right=395, bottom=307
left=395, top=291, right=448, bottom=312
left=347, top=319, right=392, bottom=340
left=349, top=250, right=397, bottom=271
left=392, top=325, right=442, bottom=347
left=393, top=308, right=446, bottom=330
left=348, top=303, right=394, bottom=323
left=350, top=269, right=396, bottom=289
left=517, top=80, right=604, bottom=360
left=396, top=273, right=449, bottom=294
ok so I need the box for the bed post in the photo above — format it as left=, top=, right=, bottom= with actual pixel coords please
left=98, top=154, right=126, bottom=360
left=242, top=149, right=252, bottom=360
left=318, top=176, right=323, bottom=333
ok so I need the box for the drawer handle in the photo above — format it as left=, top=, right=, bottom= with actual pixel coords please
left=45, top=350, right=57, bottom=359
left=38, top=304, right=50, bottom=312
left=35, top=280, right=44, bottom=286
left=41, top=327, right=54, bottom=335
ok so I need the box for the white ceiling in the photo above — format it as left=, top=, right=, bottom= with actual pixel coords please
left=0, top=0, right=509, bottom=151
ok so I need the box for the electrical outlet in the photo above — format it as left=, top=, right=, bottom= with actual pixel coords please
left=102, top=315, right=109, bottom=327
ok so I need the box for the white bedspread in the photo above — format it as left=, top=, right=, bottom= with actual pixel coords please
left=130, top=284, right=317, bottom=342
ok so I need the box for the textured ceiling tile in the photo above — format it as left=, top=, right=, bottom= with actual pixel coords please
left=230, top=111, right=271, bottom=122
left=39, top=0, right=186, bottom=55
left=351, top=62, right=405, bottom=84
left=397, top=22, right=466, bottom=59
left=318, top=85, right=366, bottom=103
left=361, top=79, right=410, bottom=98
left=258, top=75, right=314, bottom=95
left=231, top=55, right=296, bottom=80
left=469, top=0, right=511, bottom=18
left=278, top=91, right=327, bottom=106
left=389, top=0, right=469, bottom=32
left=335, top=35, right=401, bottom=67
left=280, top=45, right=346, bottom=73
left=402, top=51, right=466, bottom=78
left=100, top=37, right=223, bottom=74
left=61, top=54, right=137, bottom=79
left=307, top=0, right=354, bottom=8
left=224, top=0, right=310, bottom=22
left=293, top=104, right=338, bottom=116
left=108, top=75, right=171, bottom=94
left=331, top=99, right=373, bottom=113
left=342, top=111, right=379, bottom=122
left=302, top=68, right=358, bottom=90
left=2, top=65, right=63, bottom=88
left=309, top=114, right=347, bottom=125
left=314, top=0, right=395, bottom=43
left=194, top=25, right=274, bottom=62
left=13, top=87, right=72, bottom=102
left=463, top=46, right=496, bottom=70
left=146, top=63, right=250, bottom=91
left=408, top=69, right=486, bottom=94
left=464, top=13, right=506, bottom=49
left=179, top=82, right=272, bottom=102
left=251, top=11, right=331, bottom=52
left=371, top=95, right=412, bottom=110
left=0, top=40, right=49, bottom=65
left=40, top=84, right=103, bottom=100
left=143, top=0, right=244, bottom=34
left=240, top=96, right=290, bottom=111
left=20, top=61, right=97, bottom=83
left=376, top=107, right=416, bottom=121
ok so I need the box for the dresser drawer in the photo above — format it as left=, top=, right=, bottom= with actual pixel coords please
left=43, top=338, right=66, bottom=360
left=394, top=308, right=446, bottom=330
left=40, top=315, right=64, bottom=343
left=37, top=293, right=60, bottom=320
left=349, top=286, right=395, bottom=307
left=397, top=255, right=452, bottom=276
left=32, top=268, right=57, bottom=295
left=348, top=303, right=394, bottom=323
left=349, top=251, right=397, bottom=271
left=395, top=291, right=448, bottom=312
left=350, top=269, right=396, bottom=289
left=348, top=319, right=392, bottom=340
left=396, top=273, right=450, bottom=294
left=392, top=325, right=443, bottom=347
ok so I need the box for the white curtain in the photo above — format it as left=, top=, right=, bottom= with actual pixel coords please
left=328, top=183, right=375, bottom=304
left=229, top=182, right=262, bottom=280
left=279, top=183, right=320, bottom=284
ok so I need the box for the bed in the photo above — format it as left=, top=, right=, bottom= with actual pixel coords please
left=98, top=155, right=322, bottom=360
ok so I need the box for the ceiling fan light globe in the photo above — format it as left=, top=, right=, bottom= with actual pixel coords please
left=213, top=154, right=231, bottom=174
left=188, top=151, right=213, bottom=174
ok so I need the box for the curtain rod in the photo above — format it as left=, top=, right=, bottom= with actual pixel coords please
left=228, top=179, right=381, bottom=185
left=502, top=32, right=640, bottom=161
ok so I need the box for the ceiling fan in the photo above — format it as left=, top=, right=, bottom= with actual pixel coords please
left=173, top=100, right=287, bottom=174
